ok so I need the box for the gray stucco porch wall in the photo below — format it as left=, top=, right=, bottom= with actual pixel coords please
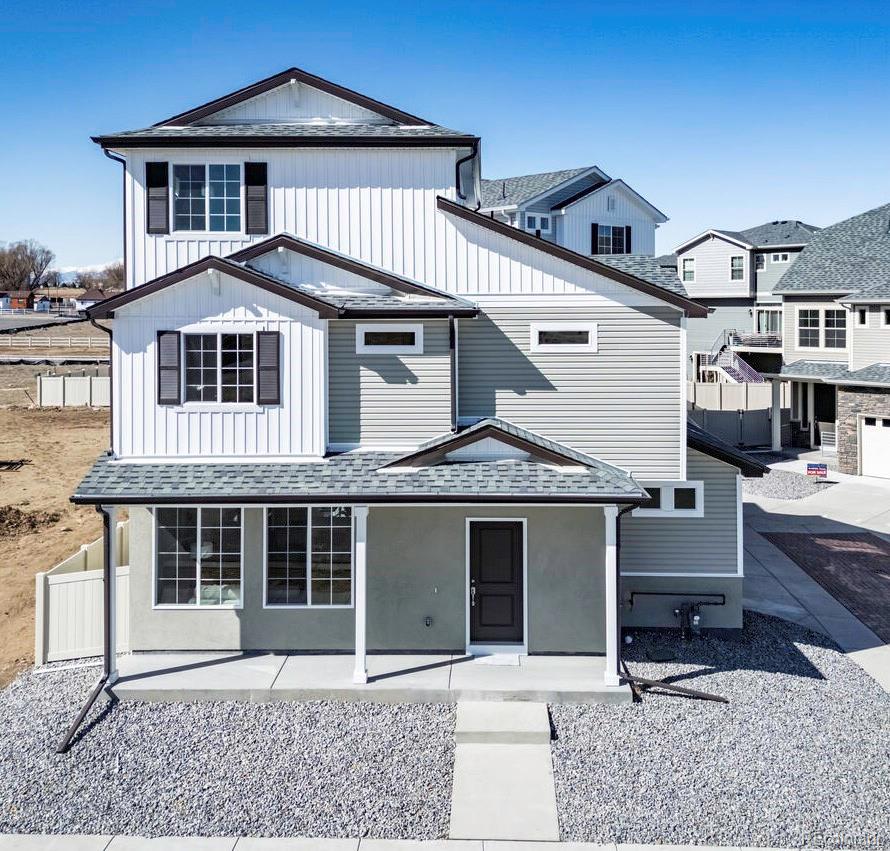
left=127, top=505, right=607, bottom=654
left=620, top=575, right=743, bottom=629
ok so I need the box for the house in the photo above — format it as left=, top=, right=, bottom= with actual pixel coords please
left=8, top=290, right=34, bottom=310
left=480, top=168, right=668, bottom=257
left=0, top=292, right=9, bottom=310
left=764, top=203, right=890, bottom=478
left=74, top=288, right=106, bottom=311
left=75, top=66, right=767, bottom=693
left=671, top=221, right=820, bottom=380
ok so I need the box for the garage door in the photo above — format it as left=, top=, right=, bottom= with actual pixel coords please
left=861, top=416, right=890, bottom=479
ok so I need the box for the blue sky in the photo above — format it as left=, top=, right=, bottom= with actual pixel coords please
left=2, top=0, right=889, bottom=268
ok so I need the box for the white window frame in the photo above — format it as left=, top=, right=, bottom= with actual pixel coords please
left=633, top=481, right=704, bottom=518
left=771, top=252, right=790, bottom=263
left=682, top=257, right=696, bottom=282
left=181, top=329, right=259, bottom=408
left=262, top=506, right=355, bottom=609
left=755, top=306, right=782, bottom=335
left=729, top=255, right=745, bottom=282
left=171, top=163, right=244, bottom=234
left=530, top=321, right=598, bottom=353
left=152, top=505, right=244, bottom=610
left=855, top=307, right=869, bottom=327
left=795, top=306, right=848, bottom=351
left=524, top=213, right=551, bottom=234
left=755, top=253, right=765, bottom=271
left=882, top=307, right=890, bottom=328
left=355, top=323, right=423, bottom=355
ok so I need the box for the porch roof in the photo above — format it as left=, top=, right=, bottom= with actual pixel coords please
left=71, top=450, right=647, bottom=506
left=764, top=360, right=848, bottom=382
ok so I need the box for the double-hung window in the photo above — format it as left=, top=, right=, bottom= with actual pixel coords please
left=682, top=258, right=695, bottom=282
left=184, top=333, right=255, bottom=403
left=173, top=164, right=241, bottom=232
left=798, top=309, right=820, bottom=348
left=824, top=309, right=846, bottom=348
left=730, top=255, right=745, bottom=281
left=265, top=507, right=353, bottom=607
left=155, top=507, right=242, bottom=607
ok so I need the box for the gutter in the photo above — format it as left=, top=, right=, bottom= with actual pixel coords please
left=102, top=149, right=127, bottom=287
left=454, top=138, right=481, bottom=208
left=449, top=315, right=458, bottom=431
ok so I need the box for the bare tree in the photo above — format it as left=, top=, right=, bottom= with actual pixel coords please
left=101, top=261, right=124, bottom=290
left=19, top=240, right=55, bottom=290
left=0, top=240, right=55, bottom=290
left=0, top=244, right=31, bottom=289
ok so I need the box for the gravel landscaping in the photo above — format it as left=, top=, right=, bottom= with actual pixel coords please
left=0, top=667, right=454, bottom=839
left=552, top=612, right=890, bottom=849
left=743, top=467, right=837, bottom=500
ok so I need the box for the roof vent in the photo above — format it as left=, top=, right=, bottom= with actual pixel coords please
left=502, top=181, right=506, bottom=199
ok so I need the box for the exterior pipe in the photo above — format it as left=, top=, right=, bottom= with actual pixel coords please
left=102, top=149, right=127, bottom=288
left=454, top=139, right=481, bottom=208
left=449, top=315, right=458, bottom=431
left=90, top=318, right=114, bottom=453
left=614, top=504, right=635, bottom=684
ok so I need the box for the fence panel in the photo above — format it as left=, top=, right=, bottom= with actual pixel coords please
left=37, top=375, right=110, bottom=407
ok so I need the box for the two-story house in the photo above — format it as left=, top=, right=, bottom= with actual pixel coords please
left=764, top=203, right=890, bottom=478
left=671, top=221, right=820, bottom=380
left=73, top=67, right=766, bottom=695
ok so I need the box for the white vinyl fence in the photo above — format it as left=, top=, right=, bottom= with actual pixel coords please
left=34, top=521, right=129, bottom=664
left=37, top=375, right=110, bottom=407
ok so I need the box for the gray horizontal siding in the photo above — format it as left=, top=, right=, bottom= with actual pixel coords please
left=754, top=248, right=801, bottom=298
left=782, top=297, right=850, bottom=363
left=328, top=320, right=451, bottom=446
left=850, top=307, right=890, bottom=370
left=620, top=449, right=739, bottom=576
left=458, top=303, right=683, bottom=479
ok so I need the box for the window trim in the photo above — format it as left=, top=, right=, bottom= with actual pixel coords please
left=795, top=306, right=848, bottom=351
left=883, top=307, right=890, bottom=328
left=181, top=329, right=259, bottom=407
left=755, top=306, right=782, bottom=335
left=771, top=252, right=790, bottom=263
left=755, top=253, right=765, bottom=271
left=529, top=321, right=598, bottom=353
left=355, top=322, right=424, bottom=355
left=170, top=162, right=244, bottom=235
left=729, top=255, right=745, bottom=282
left=681, top=257, right=696, bottom=283
left=856, top=307, right=869, bottom=327
left=152, top=505, right=244, bottom=610
left=596, top=223, right=626, bottom=255
left=633, top=481, right=704, bottom=518
left=524, top=213, right=551, bottom=234
left=262, top=506, right=355, bottom=609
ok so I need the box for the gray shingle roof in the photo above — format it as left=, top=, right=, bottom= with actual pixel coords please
left=480, top=168, right=592, bottom=209
left=709, top=229, right=753, bottom=246
left=738, top=220, right=820, bottom=248
left=822, top=363, right=890, bottom=387
left=593, top=255, right=689, bottom=298
left=687, top=421, right=769, bottom=477
left=72, top=448, right=646, bottom=505
left=775, top=203, right=890, bottom=295
left=770, top=360, right=848, bottom=380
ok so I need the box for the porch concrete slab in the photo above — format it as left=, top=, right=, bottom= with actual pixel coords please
left=848, top=644, right=890, bottom=693
left=236, top=840, right=359, bottom=850
left=0, top=837, right=113, bottom=850
left=107, top=839, right=237, bottom=850
left=455, top=701, right=550, bottom=744
left=449, top=743, right=559, bottom=841
left=112, top=653, right=285, bottom=702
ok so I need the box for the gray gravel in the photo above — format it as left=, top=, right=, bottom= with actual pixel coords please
left=0, top=667, right=454, bottom=839
left=743, top=468, right=837, bottom=500
left=552, top=612, right=890, bottom=848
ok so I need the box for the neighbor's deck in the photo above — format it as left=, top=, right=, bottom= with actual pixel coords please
left=110, top=652, right=632, bottom=704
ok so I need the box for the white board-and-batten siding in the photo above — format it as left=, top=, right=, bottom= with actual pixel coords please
left=553, top=188, right=658, bottom=256
left=122, top=147, right=462, bottom=288
left=112, top=273, right=326, bottom=459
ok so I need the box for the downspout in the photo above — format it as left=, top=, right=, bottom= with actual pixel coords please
left=449, top=315, right=458, bottom=431
left=90, top=317, right=114, bottom=454
left=56, top=505, right=117, bottom=752
left=455, top=139, right=481, bottom=209
left=102, top=149, right=127, bottom=288
left=614, top=504, right=635, bottom=683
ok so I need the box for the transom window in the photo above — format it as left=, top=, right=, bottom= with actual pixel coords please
left=155, top=507, right=242, bottom=607
left=530, top=322, right=597, bottom=353
left=173, top=164, right=241, bottom=232
left=682, top=258, right=695, bottom=282
left=634, top=482, right=704, bottom=518
left=597, top=224, right=625, bottom=255
left=185, top=332, right=255, bottom=403
left=265, top=507, right=353, bottom=607
left=797, top=308, right=847, bottom=349
left=355, top=323, right=423, bottom=354
left=771, top=252, right=790, bottom=263
left=525, top=214, right=551, bottom=233
left=730, top=255, right=745, bottom=281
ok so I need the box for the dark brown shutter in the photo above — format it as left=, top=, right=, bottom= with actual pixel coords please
left=156, top=331, right=181, bottom=405
left=625, top=225, right=632, bottom=254
left=146, top=162, right=169, bottom=234
left=591, top=223, right=599, bottom=254
left=256, top=331, right=281, bottom=405
left=244, top=162, right=269, bottom=235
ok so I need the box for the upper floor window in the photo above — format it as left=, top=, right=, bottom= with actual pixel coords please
left=798, top=309, right=820, bottom=348
left=173, top=164, right=241, bottom=232
left=771, top=252, right=790, bottom=263
left=797, top=308, right=847, bottom=349
left=597, top=224, right=625, bottom=254
left=682, top=258, right=695, bottom=282
left=730, top=256, right=745, bottom=281
left=355, top=323, right=423, bottom=354
left=856, top=307, right=869, bottom=327
left=824, top=309, right=847, bottom=348
left=883, top=308, right=890, bottom=327
left=525, top=214, right=550, bottom=233
left=756, top=307, right=782, bottom=335
left=185, top=333, right=255, bottom=403
left=755, top=253, right=765, bottom=271
left=530, top=322, right=598, bottom=353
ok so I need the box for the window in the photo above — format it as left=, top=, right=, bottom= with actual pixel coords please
left=597, top=224, right=625, bottom=254
left=824, top=309, right=846, bottom=348
left=355, top=323, right=423, bottom=354
left=771, top=252, right=790, bottom=263
left=883, top=308, right=890, bottom=327
left=730, top=256, right=745, bottom=281
left=265, top=506, right=353, bottom=607
left=755, top=254, right=765, bottom=271
left=682, top=257, right=695, bottom=282
left=173, top=164, right=241, bottom=232
left=525, top=214, right=550, bottom=233
left=530, top=321, right=597, bottom=352
left=184, top=333, right=255, bottom=403
left=606, top=195, right=616, bottom=211
left=155, top=507, right=242, bottom=607
left=634, top=482, right=704, bottom=517
left=798, top=309, right=820, bottom=348
left=856, top=308, right=869, bottom=327
left=756, top=308, right=782, bottom=335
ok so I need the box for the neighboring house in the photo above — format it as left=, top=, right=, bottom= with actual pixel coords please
left=480, top=168, right=668, bottom=257
left=671, top=221, right=820, bottom=380
left=75, top=66, right=766, bottom=690
left=74, top=288, right=107, bottom=311
left=764, top=203, right=890, bottom=478
left=0, top=292, right=10, bottom=310
left=8, top=290, right=35, bottom=310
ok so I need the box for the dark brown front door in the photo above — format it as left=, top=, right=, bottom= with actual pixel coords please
left=469, top=521, right=524, bottom=644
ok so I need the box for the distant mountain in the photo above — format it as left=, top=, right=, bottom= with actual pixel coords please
left=56, top=260, right=122, bottom=284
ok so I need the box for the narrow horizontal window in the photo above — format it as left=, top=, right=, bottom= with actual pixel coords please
left=538, top=330, right=589, bottom=346
left=634, top=482, right=704, bottom=518
left=640, top=487, right=661, bottom=510
left=530, top=322, right=597, bottom=353
left=365, top=331, right=416, bottom=347
left=355, top=323, right=423, bottom=354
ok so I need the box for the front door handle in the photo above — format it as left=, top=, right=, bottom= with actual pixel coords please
left=470, top=585, right=476, bottom=607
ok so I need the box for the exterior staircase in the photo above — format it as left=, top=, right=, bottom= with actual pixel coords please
left=706, top=332, right=766, bottom=384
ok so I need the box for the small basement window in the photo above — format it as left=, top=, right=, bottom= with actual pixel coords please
left=530, top=322, right=597, bottom=353
left=634, top=481, right=704, bottom=518
left=355, top=323, right=423, bottom=354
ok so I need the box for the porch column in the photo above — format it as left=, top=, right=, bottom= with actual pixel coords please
left=807, top=382, right=816, bottom=448
left=102, top=504, right=119, bottom=685
left=603, top=505, right=621, bottom=687
left=352, top=505, right=370, bottom=684
left=771, top=379, right=782, bottom=452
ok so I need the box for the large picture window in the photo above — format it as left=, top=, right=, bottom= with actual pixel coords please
left=184, top=333, right=255, bottom=403
left=155, top=507, right=242, bottom=607
left=173, top=164, right=241, bottom=232
left=265, top=506, right=353, bottom=607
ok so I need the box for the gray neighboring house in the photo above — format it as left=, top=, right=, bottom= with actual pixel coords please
left=764, top=202, right=890, bottom=479
left=670, top=221, right=820, bottom=380
left=73, top=66, right=768, bottom=692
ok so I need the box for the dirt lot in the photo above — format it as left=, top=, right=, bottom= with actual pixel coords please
left=0, top=364, right=108, bottom=407
left=0, top=407, right=109, bottom=687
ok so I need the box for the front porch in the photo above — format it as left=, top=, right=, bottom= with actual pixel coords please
left=109, top=650, right=631, bottom=704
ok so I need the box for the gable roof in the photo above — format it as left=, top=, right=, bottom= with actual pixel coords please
left=436, top=196, right=707, bottom=317
left=674, top=229, right=754, bottom=254
left=550, top=179, right=668, bottom=222
left=774, top=202, right=890, bottom=297
left=480, top=167, right=606, bottom=210
left=738, top=220, right=820, bottom=248
left=78, top=288, right=105, bottom=301
left=687, top=421, right=770, bottom=477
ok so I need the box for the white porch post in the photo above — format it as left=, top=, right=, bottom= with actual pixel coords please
left=807, top=382, right=816, bottom=448
left=603, top=505, right=621, bottom=687
left=353, top=505, right=369, bottom=684
left=771, top=379, right=782, bottom=452
left=102, top=504, right=119, bottom=685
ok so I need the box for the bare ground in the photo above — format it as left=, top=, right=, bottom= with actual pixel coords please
left=0, top=407, right=109, bottom=687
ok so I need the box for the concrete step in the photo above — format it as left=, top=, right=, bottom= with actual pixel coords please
left=455, top=700, right=551, bottom=744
